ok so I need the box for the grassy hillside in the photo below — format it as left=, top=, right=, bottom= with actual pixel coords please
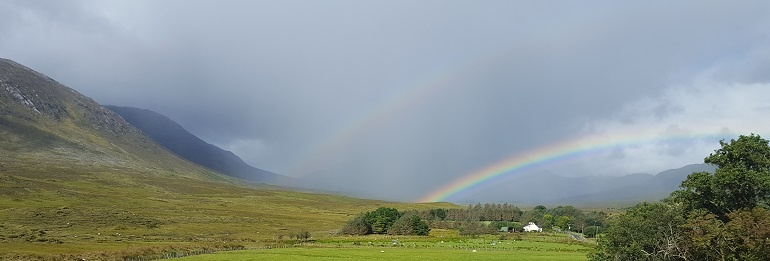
left=0, top=58, right=456, bottom=259
left=0, top=164, right=452, bottom=258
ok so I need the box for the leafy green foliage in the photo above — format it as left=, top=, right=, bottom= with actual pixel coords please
left=365, top=207, right=401, bottom=234
left=554, top=215, right=572, bottom=230
left=409, top=215, right=431, bottom=235
left=722, top=208, right=770, bottom=260
left=593, top=134, right=770, bottom=260
left=419, top=204, right=522, bottom=222
left=589, top=202, right=687, bottom=260
left=342, top=208, right=432, bottom=236
left=672, top=134, right=770, bottom=219
left=681, top=207, right=770, bottom=261
left=388, top=215, right=430, bottom=236
left=705, top=134, right=770, bottom=172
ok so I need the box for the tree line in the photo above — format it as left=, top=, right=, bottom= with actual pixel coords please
left=341, top=202, right=607, bottom=237
left=590, top=134, right=770, bottom=260
left=415, top=203, right=606, bottom=235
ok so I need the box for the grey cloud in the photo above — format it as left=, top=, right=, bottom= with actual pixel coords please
left=3, top=0, right=770, bottom=201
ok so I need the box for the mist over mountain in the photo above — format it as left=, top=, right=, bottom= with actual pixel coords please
left=106, top=105, right=292, bottom=185
left=0, top=57, right=729, bottom=207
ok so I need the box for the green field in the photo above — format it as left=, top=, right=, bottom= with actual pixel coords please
left=175, top=233, right=590, bottom=261
left=178, top=247, right=586, bottom=261
left=168, top=231, right=591, bottom=261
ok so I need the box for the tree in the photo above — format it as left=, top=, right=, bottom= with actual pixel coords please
left=682, top=207, right=770, bottom=260
left=589, top=202, right=688, bottom=261
left=387, top=214, right=430, bottom=236
left=672, top=134, right=770, bottom=220
left=724, top=208, right=770, bottom=260
left=387, top=215, right=413, bottom=235
left=365, top=207, right=401, bottom=234
left=704, top=134, right=770, bottom=172
left=371, top=219, right=388, bottom=234
left=681, top=211, right=734, bottom=260
left=555, top=215, right=572, bottom=230
left=542, top=214, right=553, bottom=228
left=409, top=215, right=430, bottom=235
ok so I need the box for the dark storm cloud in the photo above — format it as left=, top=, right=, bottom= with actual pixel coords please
left=3, top=0, right=770, bottom=201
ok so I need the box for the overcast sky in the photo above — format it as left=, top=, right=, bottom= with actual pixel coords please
left=3, top=0, right=770, bottom=201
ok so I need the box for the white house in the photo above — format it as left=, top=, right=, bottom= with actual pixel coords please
left=523, top=222, right=542, bottom=232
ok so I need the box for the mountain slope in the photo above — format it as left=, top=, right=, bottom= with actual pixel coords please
left=0, top=58, right=233, bottom=183
left=106, top=105, right=291, bottom=185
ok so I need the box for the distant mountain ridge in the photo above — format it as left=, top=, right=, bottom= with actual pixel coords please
left=460, top=164, right=716, bottom=206
left=554, top=163, right=716, bottom=205
left=106, top=106, right=292, bottom=185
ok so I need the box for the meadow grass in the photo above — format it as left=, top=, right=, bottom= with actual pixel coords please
left=177, top=248, right=587, bottom=261
left=0, top=158, right=454, bottom=259
left=174, top=230, right=591, bottom=261
left=176, top=238, right=588, bottom=261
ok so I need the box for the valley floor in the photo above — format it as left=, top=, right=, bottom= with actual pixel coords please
left=176, top=232, right=590, bottom=261
left=178, top=247, right=587, bottom=261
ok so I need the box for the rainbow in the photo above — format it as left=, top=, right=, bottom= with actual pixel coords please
left=288, top=48, right=515, bottom=177
left=417, top=131, right=734, bottom=203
